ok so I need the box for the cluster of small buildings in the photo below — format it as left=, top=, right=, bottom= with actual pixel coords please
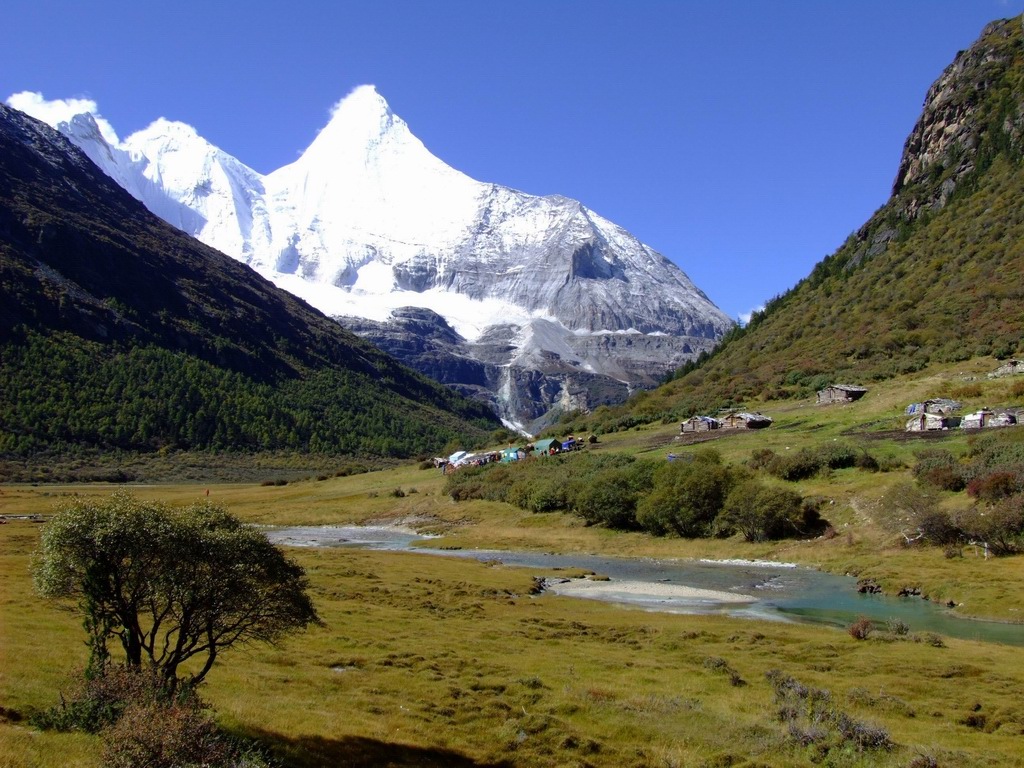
left=680, top=411, right=773, bottom=433
left=904, top=399, right=962, bottom=431
left=903, top=399, right=1021, bottom=432
left=435, top=449, right=504, bottom=471
left=905, top=407, right=1019, bottom=431
left=448, top=363, right=1024, bottom=471
left=437, top=436, right=585, bottom=473
left=679, top=383, right=870, bottom=435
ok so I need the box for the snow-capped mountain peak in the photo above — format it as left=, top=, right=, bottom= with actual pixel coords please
left=8, top=88, right=732, bottom=430
left=316, top=85, right=401, bottom=151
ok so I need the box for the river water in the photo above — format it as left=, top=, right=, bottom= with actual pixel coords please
left=265, top=526, right=1024, bottom=646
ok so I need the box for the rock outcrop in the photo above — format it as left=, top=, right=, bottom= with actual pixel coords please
left=892, top=17, right=1024, bottom=219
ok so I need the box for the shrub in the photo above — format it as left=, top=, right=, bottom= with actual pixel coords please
left=767, top=448, right=823, bottom=481
left=715, top=481, right=805, bottom=542
left=886, top=618, right=910, bottom=636
left=877, top=482, right=959, bottom=545
left=747, top=448, right=777, bottom=471
left=35, top=666, right=272, bottom=768
left=102, top=696, right=234, bottom=768
left=966, top=471, right=1019, bottom=502
left=525, top=478, right=569, bottom=513
left=921, top=465, right=967, bottom=491
left=572, top=460, right=656, bottom=529
left=954, top=496, right=1024, bottom=555
left=636, top=460, right=735, bottom=537
left=833, top=711, right=894, bottom=751
left=912, top=448, right=964, bottom=490
left=764, top=443, right=862, bottom=481
left=848, top=617, right=873, bottom=640
left=765, top=670, right=892, bottom=754
left=33, top=666, right=164, bottom=734
left=855, top=451, right=880, bottom=471
left=702, top=656, right=746, bottom=686
left=819, top=442, right=859, bottom=470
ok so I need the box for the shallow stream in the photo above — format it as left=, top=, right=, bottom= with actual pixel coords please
left=265, top=525, right=1024, bottom=646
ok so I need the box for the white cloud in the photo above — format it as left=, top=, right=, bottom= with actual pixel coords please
left=738, top=305, right=765, bottom=326
left=6, top=91, right=120, bottom=145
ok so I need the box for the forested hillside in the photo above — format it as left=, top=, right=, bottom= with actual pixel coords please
left=564, top=15, right=1024, bottom=431
left=0, top=105, right=498, bottom=458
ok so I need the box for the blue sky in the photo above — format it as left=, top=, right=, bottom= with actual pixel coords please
left=4, top=0, right=1023, bottom=321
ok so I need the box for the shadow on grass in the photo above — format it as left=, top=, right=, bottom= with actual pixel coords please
left=242, top=727, right=515, bottom=768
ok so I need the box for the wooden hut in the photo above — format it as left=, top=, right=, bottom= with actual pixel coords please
left=720, top=412, right=773, bottom=430
left=816, top=384, right=868, bottom=405
left=680, top=416, right=721, bottom=433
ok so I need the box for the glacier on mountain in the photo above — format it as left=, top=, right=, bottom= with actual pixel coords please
left=9, top=86, right=732, bottom=431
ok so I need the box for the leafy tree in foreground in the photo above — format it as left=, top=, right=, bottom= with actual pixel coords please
left=33, top=490, right=321, bottom=694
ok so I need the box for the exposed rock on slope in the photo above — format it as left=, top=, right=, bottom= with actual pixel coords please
left=893, top=17, right=1024, bottom=218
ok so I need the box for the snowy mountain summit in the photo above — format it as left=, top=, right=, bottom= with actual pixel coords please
left=23, top=86, right=732, bottom=431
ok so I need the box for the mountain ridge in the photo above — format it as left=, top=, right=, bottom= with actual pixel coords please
left=26, top=85, right=732, bottom=430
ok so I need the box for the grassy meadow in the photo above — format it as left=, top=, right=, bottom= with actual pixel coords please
left=4, top=359, right=1024, bottom=766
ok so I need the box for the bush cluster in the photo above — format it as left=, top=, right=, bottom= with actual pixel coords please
left=445, top=449, right=823, bottom=542
left=32, top=666, right=273, bottom=768
left=766, top=670, right=893, bottom=756
left=880, top=481, right=1024, bottom=555
left=751, top=443, right=869, bottom=481
left=903, top=432, right=1024, bottom=555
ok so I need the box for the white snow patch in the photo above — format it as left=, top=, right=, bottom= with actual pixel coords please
left=264, top=270, right=535, bottom=342
left=7, top=91, right=120, bottom=145
left=352, top=261, right=396, bottom=293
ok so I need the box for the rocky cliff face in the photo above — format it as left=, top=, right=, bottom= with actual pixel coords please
left=337, top=307, right=691, bottom=433
left=641, top=14, right=1024, bottom=423
left=892, top=17, right=1024, bottom=219
left=26, top=86, right=733, bottom=431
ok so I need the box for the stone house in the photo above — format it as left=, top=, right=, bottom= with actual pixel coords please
left=906, top=412, right=956, bottom=432
left=961, top=410, right=1017, bottom=429
left=905, top=399, right=962, bottom=416
left=816, top=384, right=868, bottom=405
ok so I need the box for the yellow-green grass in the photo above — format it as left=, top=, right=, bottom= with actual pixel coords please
left=4, top=519, right=1024, bottom=767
